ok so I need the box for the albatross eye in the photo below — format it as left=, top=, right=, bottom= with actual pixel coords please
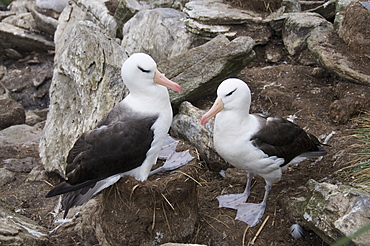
left=226, top=88, right=237, bottom=97
left=138, top=66, right=150, bottom=73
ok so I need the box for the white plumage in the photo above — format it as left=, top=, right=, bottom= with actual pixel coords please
left=46, top=53, right=183, bottom=218
left=201, top=78, right=327, bottom=226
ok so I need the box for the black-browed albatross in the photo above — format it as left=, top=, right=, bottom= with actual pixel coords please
left=46, top=53, right=183, bottom=218
left=201, top=78, right=327, bottom=227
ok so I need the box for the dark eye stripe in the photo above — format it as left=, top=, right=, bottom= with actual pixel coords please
left=226, top=88, right=237, bottom=96
left=138, top=66, right=150, bottom=73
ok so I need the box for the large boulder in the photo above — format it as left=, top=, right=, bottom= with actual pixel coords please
left=39, top=21, right=126, bottom=177
left=282, top=12, right=331, bottom=55
left=121, top=8, right=195, bottom=61
left=183, top=0, right=264, bottom=24
left=0, top=22, right=54, bottom=52
left=299, top=179, right=370, bottom=245
left=54, top=0, right=117, bottom=61
left=307, top=23, right=370, bottom=86
left=35, top=0, right=68, bottom=12
left=183, top=0, right=273, bottom=44
left=113, top=0, right=190, bottom=38
left=159, top=34, right=256, bottom=108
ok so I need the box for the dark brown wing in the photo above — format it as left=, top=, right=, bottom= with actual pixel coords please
left=46, top=104, right=158, bottom=197
left=250, top=115, right=326, bottom=166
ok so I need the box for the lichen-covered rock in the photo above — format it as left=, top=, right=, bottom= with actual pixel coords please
left=183, top=0, right=264, bottom=24
left=2, top=12, right=35, bottom=30
left=282, top=12, right=330, bottom=55
left=39, top=21, right=126, bottom=177
left=300, top=179, right=370, bottom=245
left=333, top=0, right=354, bottom=32
left=182, top=0, right=273, bottom=44
left=30, top=5, right=59, bottom=35
left=0, top=22, right=54, bottom=52
left=55, top=0, right=117, bottom=61
left=36, top=0, right=68, bottom=13
left=159, top=34, right=256, bottom=108
left=307, top=24, right=370, bottom=86
left=113, top=0, right=190, bottom=38
left=121, top=8, right=194, bottom=62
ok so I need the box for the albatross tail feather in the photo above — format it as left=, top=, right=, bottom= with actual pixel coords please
left=47, top=174, right=122, bottom=218
left=45, top=179, right=101, bottom=198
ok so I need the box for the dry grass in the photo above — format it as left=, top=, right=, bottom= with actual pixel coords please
left=340, top=112, right=370, bottom=190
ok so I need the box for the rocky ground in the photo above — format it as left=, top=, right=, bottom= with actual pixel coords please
left=0, top=41, right=366, bottom=246
left=1, top=0, right=370, bottom=245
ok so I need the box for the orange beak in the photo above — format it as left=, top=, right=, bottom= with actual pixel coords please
left=154, top=70, right=182, bottom=93
left=201, top=97, right=224, bottom=125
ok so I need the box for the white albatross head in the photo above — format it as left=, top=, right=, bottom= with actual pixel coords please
left=121, top=53, right=182, bottom=94
left=201, top=78, right=251, bottom=125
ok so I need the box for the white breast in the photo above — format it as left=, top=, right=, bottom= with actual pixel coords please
left=213, top=113, right=284, bottom=185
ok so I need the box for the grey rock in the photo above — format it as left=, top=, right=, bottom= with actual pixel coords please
left=32, top=108, right=49, bottom=120
left=121, top=8, right=194, bottom=61
left=40, top=21, right=126, bottom=177
left=307, top=24, right=370, bottom=85
left=0, top=65, right=6, bottom=81
left=55, top=0, right=117, bottom=61
left=183, top=0, right=264, bottom=24
left=30, top=5, right=59, bottom=35
left=26, top=165, right=48, bottom=182
left=0, top=124, right=42, bottom=147
left=159, top=34, right=256, bottom=108
left=7, top=0, right=32, bottom=14
left=0, top=98, right=25, bottom=130
left=0, top=22, right=54, bottom=52
left=282, top=12, right=331, bottom=55
left=2, top=12, right=35, bottom=30
left=25, top=110, right=44, bottom=126
left=171, top=101, right=227, bottom=171
left=0, top=11, right=15, bottom=22
left=0, top=168, right=16, bottom=186
left=301, top=179, right=370, bottom=245
left=113, top=0, right=190, bottom=38
left=3, top=157, right=36, bottom=173
left=0, top=200, right=48, bottom=245
left=76, top=0, right=117, bottom=36
left=35, top=0, right=68, bottom=13
left=182, top=0, right=274, bottom=44
left=184, top=18, right=234, bottom=38
left=113, top=0, right=142, bottom=38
